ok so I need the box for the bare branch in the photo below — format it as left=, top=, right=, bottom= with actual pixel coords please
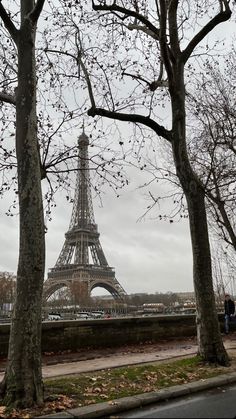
left=0, top=91, right=16, bottom=105
left=159, top=0, right=173, bottom=82
left=207, top=191, right=236, bottom=251
left=168, top=0, right=180, bottom=57
left=29, top=0, right=46, bottom=23
left=182, top=1, right=231, bottom=63
left=0, top=1, right=19, bottom=44
left=127, top=23, right=159, bottom=40
left=92, top=0, right=160, bottom=39
left=149, top=78, right=168, bottom=91
left=88, top=106, right=172, bottom=142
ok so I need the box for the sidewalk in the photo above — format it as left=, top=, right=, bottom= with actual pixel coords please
left=0, top=338, right=201, bottom=381
left=41, top=341, right=199, bottom=379
left=23, top=336, right=236, bottom=380
left=1, top=336, right=236, bottom=418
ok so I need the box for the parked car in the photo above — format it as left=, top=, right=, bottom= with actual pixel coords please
left=90, top=311, right=105, bottom=319
left=48, top=313, right=62, bottom=321
left=60, top=312, right=77, bottom=320
left=76, top=312, right=92, bottom=319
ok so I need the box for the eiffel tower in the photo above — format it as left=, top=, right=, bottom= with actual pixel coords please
left=43, top=129, right=127, bottom=304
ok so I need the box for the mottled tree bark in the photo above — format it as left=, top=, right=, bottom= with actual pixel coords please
left=171, top=68, right=228, bottom=364
left=187, top=190, right=227, bottom=363
left=172, top=144, right=228, bottom=364
left=0, top=0, right=45, bottom=407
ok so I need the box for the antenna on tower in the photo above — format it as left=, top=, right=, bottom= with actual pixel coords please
left=82, top=118, right=85, bottom=134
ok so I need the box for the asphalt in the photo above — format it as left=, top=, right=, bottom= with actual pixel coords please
left=2, top=336, right=236, bottom=418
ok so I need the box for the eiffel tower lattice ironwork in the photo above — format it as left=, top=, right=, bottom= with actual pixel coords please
left=43, top=129, right=127, bottom=303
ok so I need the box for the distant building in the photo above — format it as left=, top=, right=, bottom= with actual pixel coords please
left=142, top=303, right=165, bottom=313
left=176, top=292, right=195, bottom=301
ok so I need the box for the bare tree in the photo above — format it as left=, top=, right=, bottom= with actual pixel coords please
left=211, top=242, right=235, bottom=300
left=141, top=53, right=236, bottom=295
left=187, top=56, right=236, bottom=252
left=77, top=0, right=233, bottom=365
left=0, top=0, right=130, bottom=407
left=0, top=0, right=48, bottom=407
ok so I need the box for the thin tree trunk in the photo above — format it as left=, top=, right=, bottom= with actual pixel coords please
left=171, top=85, right=229, bottom=364
left=216, top=201, right=236, bottom=251
left=0, top=12, right=45, bottom=407
left=186, top=187, right=228, bottom=364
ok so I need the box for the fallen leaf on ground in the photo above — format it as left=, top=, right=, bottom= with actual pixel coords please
left=0, top=406, right=6, bottom=414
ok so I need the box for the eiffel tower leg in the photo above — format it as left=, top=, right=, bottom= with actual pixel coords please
left=70, top=275, right=91, bottom=306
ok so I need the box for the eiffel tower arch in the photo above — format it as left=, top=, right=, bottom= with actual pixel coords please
left=43, top=129, right=127, bottom=304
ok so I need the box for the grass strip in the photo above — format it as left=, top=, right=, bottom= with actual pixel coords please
left=1, top=355, right=235, bottom=418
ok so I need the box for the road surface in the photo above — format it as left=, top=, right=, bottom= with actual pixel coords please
left=116, top=383, right=236, bottom=418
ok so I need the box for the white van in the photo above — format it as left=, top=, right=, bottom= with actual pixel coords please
left=76, top=312, right=91, bottom=319
left=48, top=313, right=62, bottom=321
left=91, top=311, right=104, bottom=318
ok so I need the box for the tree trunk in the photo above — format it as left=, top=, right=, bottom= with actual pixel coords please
left=171, top=83, right=229, bottom=365
left=186, top=186, right=228, bottom=364
left=0, top=10, right=45, bottom=408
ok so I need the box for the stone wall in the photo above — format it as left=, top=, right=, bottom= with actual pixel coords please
left=0, top=323, right=10, bottom=357
left=0, top=314, right=226, bottom=357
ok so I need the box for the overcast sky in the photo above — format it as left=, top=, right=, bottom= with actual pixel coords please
left=0, top=6, right=235, bottom=298
left=0, top=160, right=193, bottom=296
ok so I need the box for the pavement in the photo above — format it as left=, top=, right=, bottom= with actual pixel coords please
left=2, top=335, right=236, bottom=418
left=41, top=342, right=199, bottom=380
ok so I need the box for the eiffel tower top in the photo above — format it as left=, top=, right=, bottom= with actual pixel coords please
left=68, top=127, right=96, bottom=230
left=53, top=127, right=100, bottom=267
left=78, top=124, right=89, bottom=146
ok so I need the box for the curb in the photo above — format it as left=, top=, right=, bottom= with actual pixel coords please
left=36, top=371, right=236, bottom=418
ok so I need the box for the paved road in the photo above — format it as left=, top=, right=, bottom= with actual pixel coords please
left=117, top=384, right=236, bottom=418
